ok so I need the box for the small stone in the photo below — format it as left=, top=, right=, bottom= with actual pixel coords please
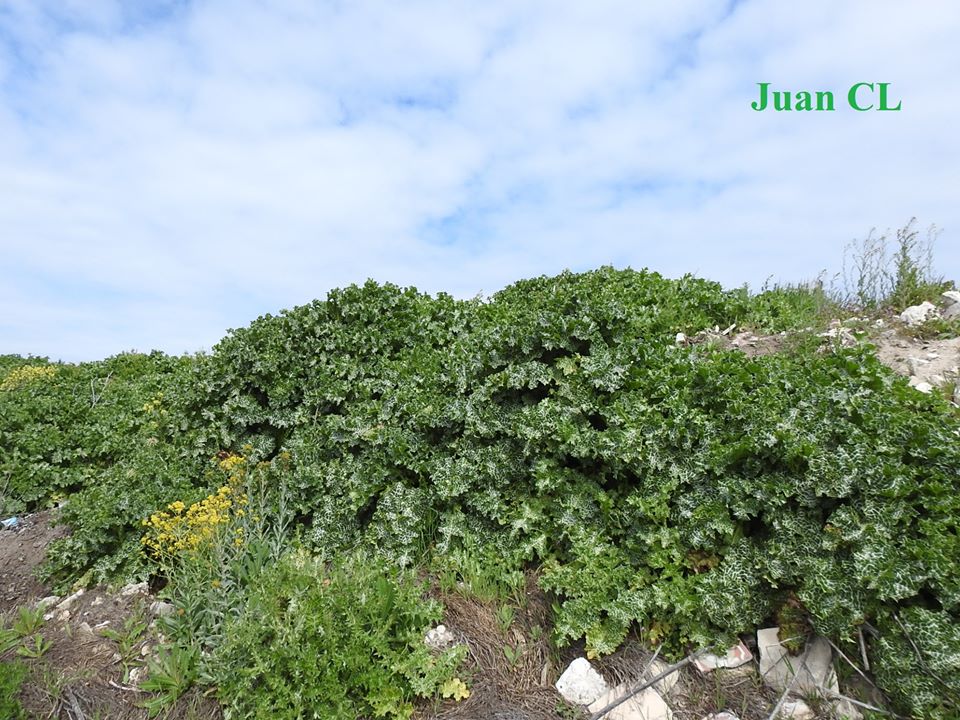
left=56, top=609, right=71, bottom=622
left=91, top=596, right=104, bottom=607
left=913, top=381, right=934, bottom=394
left=702, top=713, right=739, bottom=720
left=56, top=588, right=85, bottom=610
left=694, top=641, right=753, bottom=673
left=141, top=644, right=152, bottom=657
left=94, top=620, right=111, bottom=630
left=35, top=595, right=61, bottom=610
left=588, top=682, right=672, bottom=720
left=556, top=657, right=610, bottom=706
left=120, top=582, right=148, bottom=596
left=149, top=601, right=175, bottom=617
left=128, top=667, right=148, bottom=686
left=675, top=332, right=687, bottom=345
left=77, top=622, right=94, bottom=638
left=777, top=699, right=814, bottom=720
left=424, top=624, right=455, bottom=651
left=899, top=302, right=939, bottom=326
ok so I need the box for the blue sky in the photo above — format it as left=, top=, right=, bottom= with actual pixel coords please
left=1, top=0, right=958, bottom=361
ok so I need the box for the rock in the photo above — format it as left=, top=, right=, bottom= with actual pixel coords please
left=757, top=628, right=836, bottom=695
left=940, top=290, right=960, bottom=308
left=588, top=682, right=672, bottom=720
left=149, top=601, right=175, bottom=617
left=91, top=596, right=104, bottom=607
left=912, top=381, right=934, bottom=394
left=556, top=657, right=610, bottom=706
left=140, top=644, right=152, bottom=657
left=424, top=624, right=455, bottom=650
left=56, top=588, right=85, bottom=610
left=35, top=595, right=61, bottom=610
left=675, top=332, right=687, bottom=345
left=899, top=302, right=939, bottom=326
left=834, top=697, right=863, bottom=720
left=128, top=666, right=148, bottom=686
left=120, top=581, right=149, bottom=596
left=702, top=713, right=739, bottom=720
left=693, top=641, right=753, bottom=673
left=777, top=699, right=814, bottom=719
left=647, top=658, right=681, bottom=695
left=56, top=609, right=71, bottom=622
left=77, top=621, right=94, bottom=638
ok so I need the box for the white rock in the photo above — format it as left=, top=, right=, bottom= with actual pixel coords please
left=702, top=713, right=739, bottom=720
left=35, top=595, right=61, bottom=610
left=56, top=588, right=85, bottom=610
left=912, top=381, right=934, bottom=394
left=128, top=667, right=148, bottom=686
left=942, top=290, right=960, bottom=307
left=424, top=624, right=455, bottom=651
left=899, top=302, right=939, bottom=326
left=647, top=658, right=681, bottom=695
left=693, top=641, right=753, bottom=673
left=77, top=621, right=94, bottom=638
left=556, top=657, right=610, bottom=706
left=120, top=581, right=149, bottom=596
left=91, top=596, right=104, bottom=607
left=675, top=333, right=687, bottom=345
left=149, top=601, right=175, bottom=617
left=777, top=699, right=814, bottom=719
left=56, top=609, right=71, bottom=622
left=757, top=628, right=836, bottom=695
left=588, top=682, right=672, bottom=720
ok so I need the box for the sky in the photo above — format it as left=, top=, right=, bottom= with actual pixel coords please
left=1, top=0, right=958, bottom=361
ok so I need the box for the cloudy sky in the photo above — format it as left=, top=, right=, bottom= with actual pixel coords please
left=1, top=0, right=958, bottom=361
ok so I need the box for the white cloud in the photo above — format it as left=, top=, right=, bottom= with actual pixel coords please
left=1, top=0, right=958, bottom=360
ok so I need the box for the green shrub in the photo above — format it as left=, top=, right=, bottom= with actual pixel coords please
left=212, top=550, right=464, bottom=719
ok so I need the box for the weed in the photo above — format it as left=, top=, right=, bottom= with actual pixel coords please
left=15, top=634, right=52, bottom=658
left=11, top=606, right=44, bottom=637
left=140, top=644, right=199, bottom=718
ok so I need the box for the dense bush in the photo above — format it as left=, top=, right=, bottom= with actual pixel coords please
left=3, top=266, right=959, bottom=717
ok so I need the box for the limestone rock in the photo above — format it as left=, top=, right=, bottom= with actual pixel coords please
left=149, top=601, right=175, bottom=617
left=899, top=302, right=939, bottom=326
left=646, top=658, right=681, bottom=695
left=588, top=682, right=672, bottom=720
left=556, top=657, right=609, bottom=706
left=757, top=628, right=836, bottom=695
left=56, top=588, right=85, bottom=610
left=120, top=581, right=148, bottom=596
left=424, top=624, right=455, bottom=651
left=702, top=713, right=739, bottom=720
left=693, top=641, right=753, bottom=673
left=942, top=291, right=960, bottom=319
left=35, top=595, right=61, bottom=610
left=777, top=699, right=814, bottom=719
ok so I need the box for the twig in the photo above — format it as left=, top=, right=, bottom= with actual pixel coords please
left=858, top=627, right=870, bottom=671
left=588, top=647, right=708, bottom=720
left=823, top=636, right=881, bottom=692
left=107, top=679, right=147, bottom=693
left=63, top=688, right=87, bottom=720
